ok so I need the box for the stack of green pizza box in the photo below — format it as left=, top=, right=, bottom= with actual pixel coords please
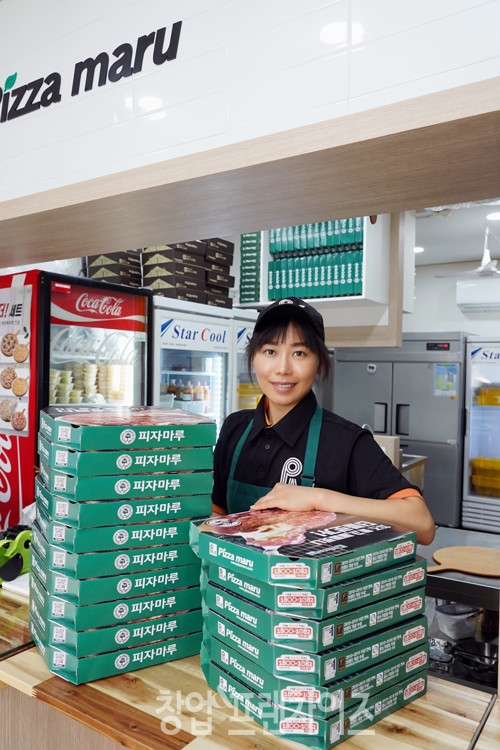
left=190, top=510, right=429, bottom=749
left=29, top=405, right=217, bottom=685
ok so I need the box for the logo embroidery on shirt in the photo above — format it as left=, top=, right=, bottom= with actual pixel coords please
left=280, top=457, right=303, bottom=484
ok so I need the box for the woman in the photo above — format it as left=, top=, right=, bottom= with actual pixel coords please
left=213, top=297, right=435, bottom=545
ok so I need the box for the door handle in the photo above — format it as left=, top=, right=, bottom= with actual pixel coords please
left=395, top=404, right=409, bottom=435
left=374, top=402, right=387, bottom=433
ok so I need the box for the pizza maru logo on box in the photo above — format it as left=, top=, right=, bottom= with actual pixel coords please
left=0, top=22, right=182, bottom=125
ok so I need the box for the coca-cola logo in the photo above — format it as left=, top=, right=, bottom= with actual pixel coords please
left=50, top=327, right=138, bottom=366
left=0, top=434, right=13, bottom=518
left=76, top=293, right=124, bottom=317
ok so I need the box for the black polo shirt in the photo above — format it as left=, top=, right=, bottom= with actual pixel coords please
left=212, top=390, right=420, bottom=511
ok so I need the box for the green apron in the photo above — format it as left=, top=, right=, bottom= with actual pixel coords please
left=226, top=404, right=323, bottom=514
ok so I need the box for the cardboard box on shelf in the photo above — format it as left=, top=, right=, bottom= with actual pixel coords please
left=35, top=476, right=212, bottom=529
left=30, top=567, right=202, bottom=630
left=190, top=510, right=417, bottom=589
left=37, top=434, right=214, bottom=476
left=202, top=557, right=426, bottom=620
left=204, top=607, right=428, bottom=686
left=206, top=293, right=233, bottom=309
left=30, top=615, right=202, bottom=685
left=39, top=406, right=217, bottom=451
left=86, top=251, right=142, bottom=268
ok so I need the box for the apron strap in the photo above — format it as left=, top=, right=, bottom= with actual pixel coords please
left=301, top=404, right=322, bottom=486
left=228, top=404, right=322, bottom=487
left=228, top=419, right=253, bottom=482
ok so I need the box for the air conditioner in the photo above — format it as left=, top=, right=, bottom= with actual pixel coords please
left=456, top=278, right=500, bottom=312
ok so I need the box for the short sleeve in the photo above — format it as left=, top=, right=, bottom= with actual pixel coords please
left=347, top=430, right=421, bottom=499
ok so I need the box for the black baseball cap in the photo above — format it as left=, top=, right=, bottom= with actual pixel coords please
left=254, top=297, right=325, bottom=341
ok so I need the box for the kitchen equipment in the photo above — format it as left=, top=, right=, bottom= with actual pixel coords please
left=435, top=603, right=479, bottom=639
left=333, top=332, right=468, bottom=527
left=463, top=336, right=500, bottom=533
left=0, top=271, right=153, bottom=527
left=401, top=454, right=427, bottom=489
left=152, top=296, right=233, bottom=433
left=427, top=546, right=500, bottom=576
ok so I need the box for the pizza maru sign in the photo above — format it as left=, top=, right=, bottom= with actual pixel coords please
left=0, top=21, right=182, bottom=124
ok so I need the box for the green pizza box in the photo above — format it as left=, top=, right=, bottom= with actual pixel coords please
left=30, top=567, right=201, bottom=630
left=201, top=575, right=425, bottom=653
left=204, top=607, right=428, bottom=686
left=205, top=633, right=429, bottom=718
left=30, top=593, right=202, bottom=657
left=190, top=510, right=417, bottom=589
left=32, top=520, right=198, bottom=579
left=38, top=456, right=213, bottom=500
left=202, top=557, right=426, bottom=620
left=37, top=433, right=214, bottom=476
left=36, top=503, right=192, bottom=553
left=39, top=406, right=217, bottom=451
left=30, top=544, right=201, bottom=605
left=201, top=647, right=427, bottom=750
left=30, top=616, right=202, bottom=685
left=35, top=475, right=212, bottom=529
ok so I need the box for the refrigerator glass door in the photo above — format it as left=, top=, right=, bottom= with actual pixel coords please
left=48, top=280, right=148, bottom=406
left=234, top=321, right=261, bottom=411
left=391, top=362, right=461, bottom=443
left=158, top=313, right=230, bottom=432
left=465, top=345, right=500, bottom=498
left=332, top=361, right=392, bottom=433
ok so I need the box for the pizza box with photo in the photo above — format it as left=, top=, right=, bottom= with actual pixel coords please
left=201, top=646, right=427, bottom=750
left=191, top=509, right=417, bottom=589
left=36, top=503, right=192, bottom=554
left=205, top=634, right=429, bottom=719
left=202, top=557, right=427, bottom=620
left=30, top=594, right=202, bottom=657
left=38, top=433, right=214, bottom=476
left=39, top=405, right=217, bottom=451
left=201, top=575, right=425, bottom=653
left=30, top=567, right=201, bottom=631
left=38, top=456, right=213, bottom=501
left=204, top=607, right=428, bottom=687
left=30, top=544, right=201, bottom=605
left=35, top=475, right=212, bottom=529
left=30, top=615, right=202, bottom=685
left=32, top=520, right=198, bottom=579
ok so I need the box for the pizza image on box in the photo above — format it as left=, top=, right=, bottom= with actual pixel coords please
left=198, top=510, right=338, bottom=551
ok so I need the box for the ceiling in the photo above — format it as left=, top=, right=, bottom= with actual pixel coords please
left=414, top=199, right=500, bottom=267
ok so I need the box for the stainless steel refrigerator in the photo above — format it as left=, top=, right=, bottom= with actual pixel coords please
left=332, top=333, right=467, bottom=527
left=462, top=336, right=500, bottom=533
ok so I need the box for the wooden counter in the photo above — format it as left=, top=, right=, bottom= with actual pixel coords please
left=0, top=647, right=497, bottom=750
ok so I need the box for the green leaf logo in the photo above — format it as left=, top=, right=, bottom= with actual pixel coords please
left=5, top=73, right=17, bottom=92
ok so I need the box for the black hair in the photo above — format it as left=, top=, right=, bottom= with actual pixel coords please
left=245, top=318, right=330, bottom=383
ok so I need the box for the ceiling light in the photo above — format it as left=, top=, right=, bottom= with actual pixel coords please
left=414, top=246, right=425, bottom=254
left=486, top=212, right=500, bottom=221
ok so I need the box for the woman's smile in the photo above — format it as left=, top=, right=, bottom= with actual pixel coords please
left=252, top=323, right=320, bottom=423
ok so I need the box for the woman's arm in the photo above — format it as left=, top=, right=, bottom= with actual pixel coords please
left=250, top=484, right=436, bottom=545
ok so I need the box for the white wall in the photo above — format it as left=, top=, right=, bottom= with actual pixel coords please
left=0, top=0, right=499, bottom=203
left=403, top=262, right=500, bottom=336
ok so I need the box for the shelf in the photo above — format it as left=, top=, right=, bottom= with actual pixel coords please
left=161, top=370, right=217, bottom=377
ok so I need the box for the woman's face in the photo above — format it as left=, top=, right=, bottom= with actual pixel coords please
left=252, top=322, right=320, bottom=420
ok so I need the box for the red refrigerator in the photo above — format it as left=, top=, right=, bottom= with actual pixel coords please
left=0, top=270, right=152, bottom=527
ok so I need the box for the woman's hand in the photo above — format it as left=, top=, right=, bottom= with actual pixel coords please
left=250, top=483, right=322, bottom=512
